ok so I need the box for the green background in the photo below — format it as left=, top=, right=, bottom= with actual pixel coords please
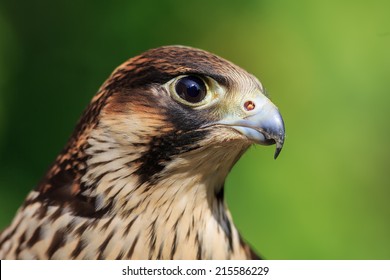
left=0, top=0, right=389, bottom=259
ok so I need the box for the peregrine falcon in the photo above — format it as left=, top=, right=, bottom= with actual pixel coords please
left=0, top=46, right=285, bottom=259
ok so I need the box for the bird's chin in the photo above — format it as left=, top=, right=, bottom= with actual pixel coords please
left=226, top=125, right=283, bottom=159
left=230, top=126, right=276, bottom=146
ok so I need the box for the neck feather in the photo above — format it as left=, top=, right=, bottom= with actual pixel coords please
left=77, top=126, right=253, bottom=259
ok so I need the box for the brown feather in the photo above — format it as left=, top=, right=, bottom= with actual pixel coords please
left=0, top=46, right=266, bottom=259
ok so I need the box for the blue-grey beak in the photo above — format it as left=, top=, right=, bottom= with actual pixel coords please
left=218, top=95, right=285, bottom=159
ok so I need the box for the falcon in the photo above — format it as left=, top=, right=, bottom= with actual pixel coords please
left=0, top=46, right=285, bottom=259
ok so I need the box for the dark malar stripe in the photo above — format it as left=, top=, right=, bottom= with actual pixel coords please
left=134, top=130, right=207, bottom=185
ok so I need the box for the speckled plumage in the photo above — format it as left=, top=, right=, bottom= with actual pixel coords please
left=0, top=46, right=284, bottom=259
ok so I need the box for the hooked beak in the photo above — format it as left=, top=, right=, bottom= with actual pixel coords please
left=218, top=95, right=285, bottom=159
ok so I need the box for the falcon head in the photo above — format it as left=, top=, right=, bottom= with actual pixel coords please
left=4, top=46, right=285, bottom=260
left=75, top=45, right=285, bottom=205
left=91, top=45, right=285, bottom=184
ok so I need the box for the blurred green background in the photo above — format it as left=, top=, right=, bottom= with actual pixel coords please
left=0, top=0, right=389, bottom=259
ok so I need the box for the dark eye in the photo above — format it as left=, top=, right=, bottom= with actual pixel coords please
left=175, top=76, right=207, bottom=104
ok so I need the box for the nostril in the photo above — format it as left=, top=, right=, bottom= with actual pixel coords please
left=244, top=100, right=256, bottom=111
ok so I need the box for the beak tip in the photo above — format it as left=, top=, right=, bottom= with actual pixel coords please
left=273, top=147, right=281, bottom=160
left=273, top=140, right=284, bottom=160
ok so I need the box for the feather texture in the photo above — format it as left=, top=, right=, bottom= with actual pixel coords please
left=0, top=46, right=284, bottom=259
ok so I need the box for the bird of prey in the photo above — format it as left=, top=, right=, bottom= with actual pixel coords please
left=0, top=46, right=284, bottom=259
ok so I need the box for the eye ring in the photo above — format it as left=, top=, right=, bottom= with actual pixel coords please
left=174, top=75, right=207, bottom=104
